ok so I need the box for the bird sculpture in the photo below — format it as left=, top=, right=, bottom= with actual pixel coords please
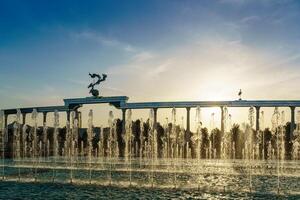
left=88, top=73, right=107, bottom=97
left=238, top=89, right=242, bottom=100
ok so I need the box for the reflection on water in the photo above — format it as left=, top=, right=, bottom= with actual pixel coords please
left=2, top=181, right=299, bottom=200
left=1, top=158, right=300, bottom=198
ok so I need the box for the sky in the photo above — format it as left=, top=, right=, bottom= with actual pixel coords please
left=1, top=0, right=300, bottom=129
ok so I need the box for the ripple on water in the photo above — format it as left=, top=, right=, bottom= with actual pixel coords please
left=1, top=181, right=300, bottom=200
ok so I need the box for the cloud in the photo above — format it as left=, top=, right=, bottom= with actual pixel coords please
left=132, top=51, right=156, bottom=62
left=103, top=86, right=126, bottom=94
left=148, top=59, right=173, bottom=77
left=275, top=53, right=300, bottom=66
left=241, top=16, right=261, bottom=24
left=107, top=31, right=300, bottom=102
left=70, top=30, right=136, bottom=52
left=66, top=79, right=87, bottom=87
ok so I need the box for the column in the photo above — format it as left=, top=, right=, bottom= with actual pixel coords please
left=186, top=107, right=191, bottom=134
left=153, top=108, right=158, bottom=130
left=290, top=106, right=295, bottom=138
left=220, top=106, right=224, bottom=133
left=66, top=110, right=70, bottom=122
left=153, top=108, right=158, bottom=158
left=75, top=110, right=79, bottom=120
left=4, top=114, right=8, bottom=158
left=21, top=113, right=26, bottom=158
left=255, top=106, right=260, bottom=132
left=4, top=114, right=8, bottom=127
left=122, top=109, right=126, bottom=134
left=75, top=111, right=82, bottom=128
left=186, top=107, right=191, bottom=158
left=40, top=112, right=46, bottom=157
left=43, top=112, right=47, bottom=125
left=121, top=109, right=126, bottom=158
left=22, top=113, right=26, bottom=125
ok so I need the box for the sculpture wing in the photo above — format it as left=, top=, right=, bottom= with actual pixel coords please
left=87, top=83, right=93, bottom=88
left=102, top=74, right=107, bottom=80
left=94, top=74, right=107, bottom=85
left=90, top=73, right=100, bottom=78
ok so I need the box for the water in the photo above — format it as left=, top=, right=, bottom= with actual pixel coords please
left=52, top=110, right=59, bottom=182
left=1, top=107, right=300, bottom=198
left=2, top=181, right=299, bottom=200
left=1, top=158, right=300, bottom=198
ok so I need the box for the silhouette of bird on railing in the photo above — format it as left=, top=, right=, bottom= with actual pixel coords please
left=238, top=89, right=242, bottom=100
left=88, top=73, right=107, bottom=97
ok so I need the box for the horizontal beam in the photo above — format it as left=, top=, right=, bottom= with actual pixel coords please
left=1, top=96, right=130, bottom=115
left=64, top=96, right=128, bottom=108
left=120, top=100, right=300, bottom=109
left=2, top=97, right=300, bottom=115
left=2, top=106, right=69, bottom=115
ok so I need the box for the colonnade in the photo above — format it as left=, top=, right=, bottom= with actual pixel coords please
left=2, top=110, right=82, bottom=128
left=2, top=105, right=297, bottom=137
left=0, top=104, right=298, bottom=160
left=120, top=106, right=297, bottom=137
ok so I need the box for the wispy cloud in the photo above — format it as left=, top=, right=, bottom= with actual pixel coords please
left=66, top=79, right=87, bottom=87
left=148, top=59, right=173, bottom=77
left=275, top=53, right=300, bottom=66
left=70, top=30, right=136, bottom=53
left=241, top=15, right=261, bottom=24
left=103, top=86, right=126, bottom=94
left=132, top=51, right=156, bottom=62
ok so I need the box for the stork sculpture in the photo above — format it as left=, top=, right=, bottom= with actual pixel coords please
left=88, top=73, right=107, bottom=97
left=238, top=89, right=242, bottom=100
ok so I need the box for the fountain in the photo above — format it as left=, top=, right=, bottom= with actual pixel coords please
left=0, top=103, right=300, bottom=198
left=293, top=111, right=300, bottom=160
left=260, top=111, right=265, bottom=160
left=52, top=110, right=59, bottom=182
left=247, top=106, right=255, bottom=192
left=87, top=109, right=93, bottom=184
left=13, top=109, right=21, bottom=180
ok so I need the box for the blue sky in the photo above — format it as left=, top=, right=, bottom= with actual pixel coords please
left=1, top=0, right=300, bottom=127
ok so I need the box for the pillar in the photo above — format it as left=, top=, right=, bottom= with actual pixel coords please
left=153, top=108, right=158, bottom=157
left=4, top=114, right=8, bottom=157
left=66, top=110, right=70, bottom=122
left=121, top=109, right=126, bottom=157
left=122, top=109, right=126, bottom=134
left=74, top=110, right=79, bottom=120
left=290, top=106, right=295, bottom=137
left=220, top=106, right=224, bottom=133
left=21, top=113, right=27, bottom=158
left=186, top=107, right=191, bottom=158
left=186, top=107, right=191, bottom=134
left=22, top=113, right=26, bottom=125
left=255, top=106, right=260, bottom=132
left=4, top=114, right=8, bottom=127
left=153, top=108, right=158, bottom=130
left=75, top=111, right=82, bottom=128
left=43, top=112, right=47, bottom=125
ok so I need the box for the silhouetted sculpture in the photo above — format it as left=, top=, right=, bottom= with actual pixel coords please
left=238, top=89, right=242, bottom=100
left=88, top=73, right=107, bottom=97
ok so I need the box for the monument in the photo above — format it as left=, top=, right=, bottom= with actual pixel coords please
left=88, top=73, right=107, bottom=97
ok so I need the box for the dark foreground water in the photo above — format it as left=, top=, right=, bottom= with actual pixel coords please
left=0, top=181, right=299, bottom=200
left=1, top=158, right=299, bottom=199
